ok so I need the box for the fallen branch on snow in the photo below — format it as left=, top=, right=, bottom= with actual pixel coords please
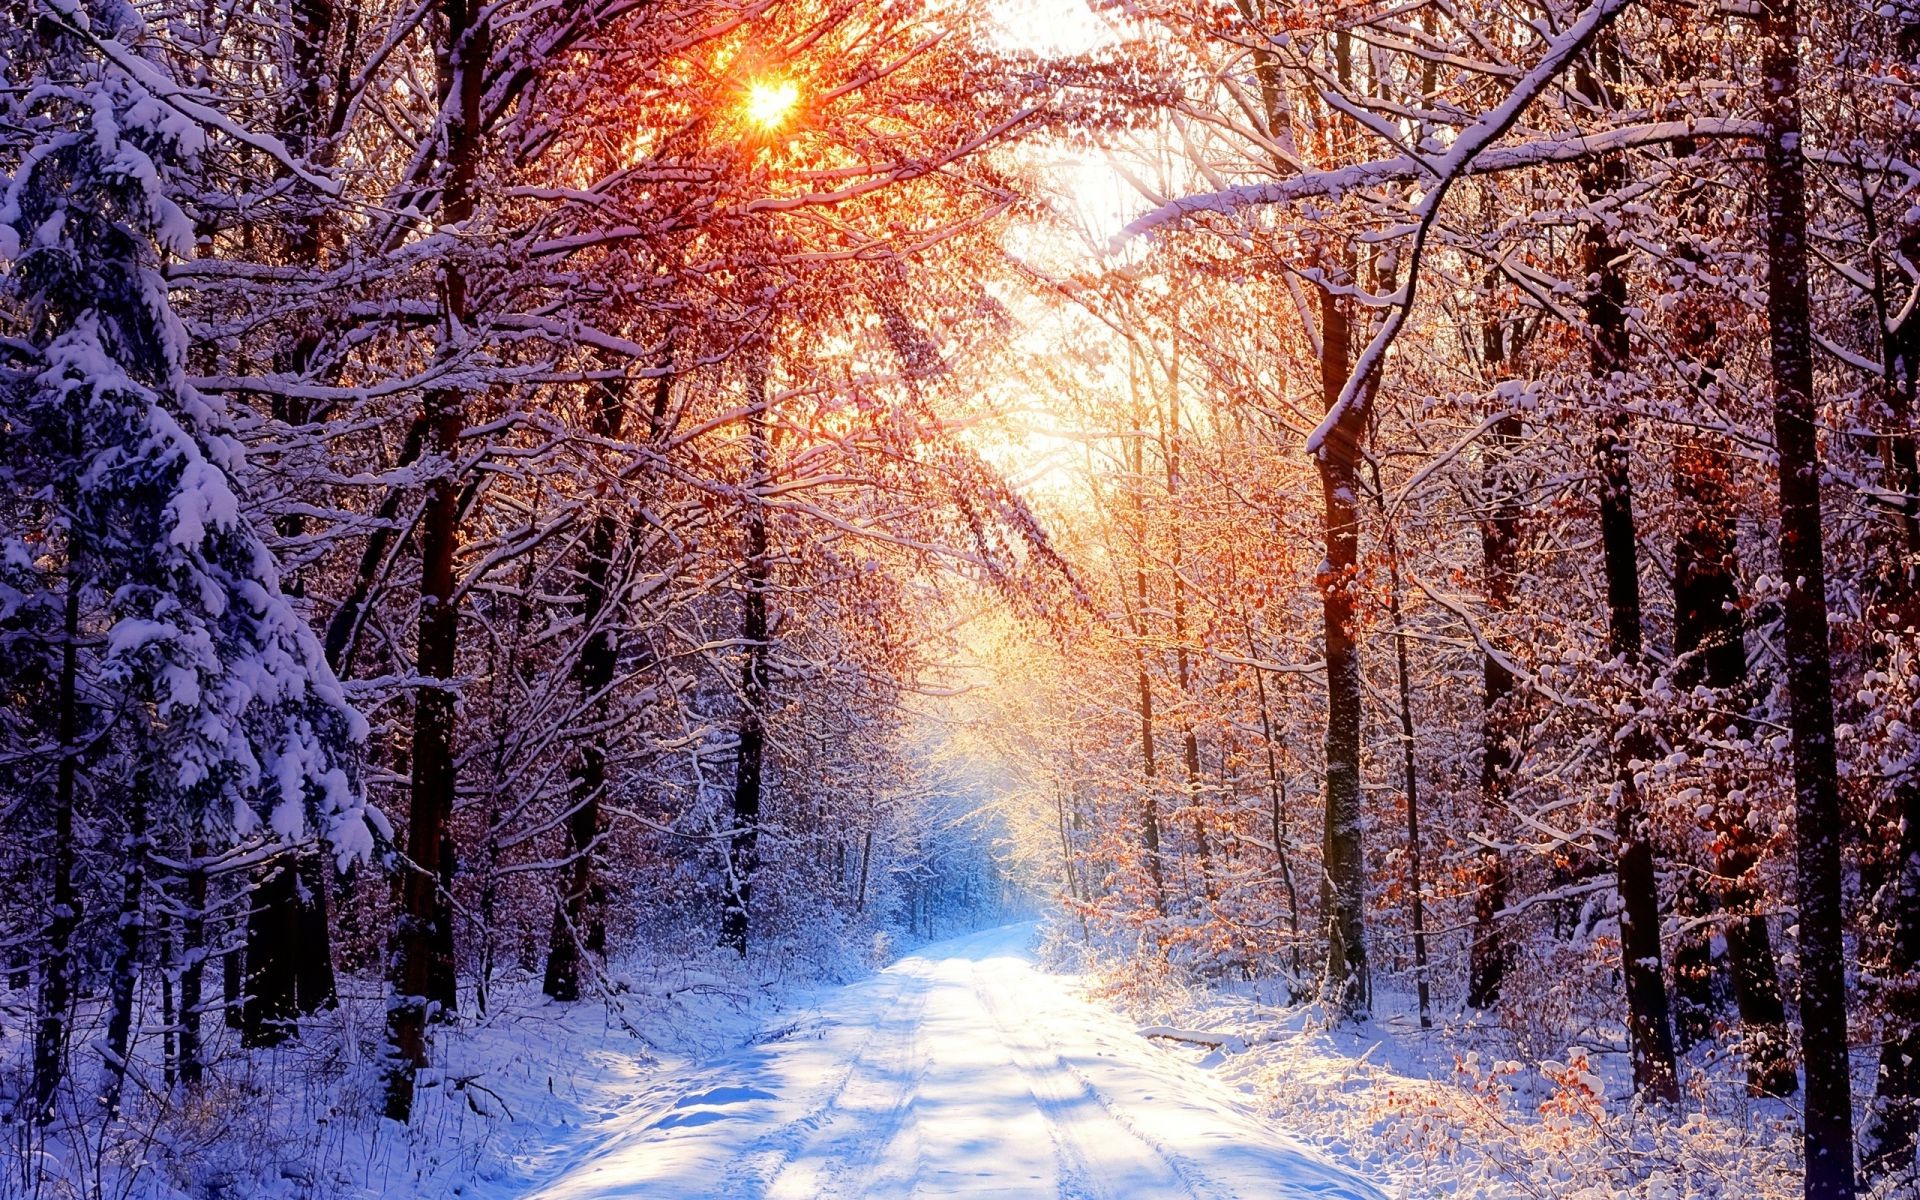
left=1137, top=1026, right=1250, bottom=1053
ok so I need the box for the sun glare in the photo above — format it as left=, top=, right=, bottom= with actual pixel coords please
left=745, top=79, right=800, bottom=131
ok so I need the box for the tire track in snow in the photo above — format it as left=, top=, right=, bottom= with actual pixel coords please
left=969, top=959, right=1218, bottom=1200
left=723, top=957, right=932, bottom=1198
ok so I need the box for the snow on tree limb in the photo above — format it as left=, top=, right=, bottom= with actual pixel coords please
left=1115, top=118, right=1769, bottom=244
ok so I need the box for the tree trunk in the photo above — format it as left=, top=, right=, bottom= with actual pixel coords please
left=1721, top=825, right=1795, bottom=1097
left=1371, top=461, right=1430, bottom=1027
left=1760, top=2, right=1856, bottom=1192
left=179, top=856, right=208, bottom=1087
left=223, top=925, right=245, bottom=1030
left=1670, top=429, right=1795, bottom=1095
left=1315, top=277, right=1369, bottom=1016
left=1579, top=37, right=1680, bottom=1105
left=546, top=375, right=635, bottom=998
left=159, top=905, right=177, bottom=1089
left=1471, top=318, right=1520, bottom=1010
left=857, top=823, right=875, bottom=915
left=295, top=855, right=338, bottom=1013
left=723, top=350, right=771, bottom=956
left=1863, top=778, right=1920, bottom=1179
left=1863, top=16, right=1920, bottom=1182
left=1669, top=425, right=1735, bottom=1053
left=243, top=860, right=300, bottom=1047
left=1118, top=360, right=1169, bottom=919
left=31, top=573, right=82, bottom=1123
left=101, top=787, right=146, bottom=1119
left=1165, top=376, right=1214, bottom=900
left=384, top=0, right=489, bottom=1122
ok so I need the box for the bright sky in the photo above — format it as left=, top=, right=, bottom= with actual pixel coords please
left=951, top=0, right=1166, bottom=504
left=992, top=0, right=1119, bottom=54
left=991, top=0, right=1147, bottom=254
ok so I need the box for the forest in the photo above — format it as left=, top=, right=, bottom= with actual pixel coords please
left=1, top=0, right=1917, bottom=1196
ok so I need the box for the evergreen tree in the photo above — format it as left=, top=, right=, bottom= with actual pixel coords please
left=0, top=0, right=373, bottom=1119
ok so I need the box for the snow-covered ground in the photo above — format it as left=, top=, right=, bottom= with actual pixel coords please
left=1068, top=943, right=1818, bottom=1200
left=518, top=923, right=1384, bottom=1200
left=17, top=920, right=1868, bottom=1199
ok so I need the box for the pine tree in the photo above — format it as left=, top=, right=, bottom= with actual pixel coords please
left=0, top=0, right=373, bottom=1118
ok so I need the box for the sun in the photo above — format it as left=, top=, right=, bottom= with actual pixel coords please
left=744, top=79, right=800, bottom=131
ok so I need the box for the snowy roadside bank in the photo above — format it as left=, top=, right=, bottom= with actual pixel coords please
left=1049, top=924, right=1852, bottom=1200
left=1, top=938, right=888, bottom=1200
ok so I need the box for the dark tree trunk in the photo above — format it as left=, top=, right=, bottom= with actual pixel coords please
left=1579, top=37, right=1680, bottom=1105
left=384, top=0, right=489, bottom=1122
left=428, top=844, right=459, bottom=1015
left=1054, top=784, right=1089, bottom=941
left=1124, top=393, right=1167, bottom=917
left=385, top=366, right=464, bottom=1113
left=223, top=927, right=245, bottom=1030
left=1670, top=872, right=1717, bottom=1051
left=546, top=373, right=637, bottom=999
left=1371, top=461, right=1430, bottom=1027
left=1135, top=650, right=1167, bottom=915
left=1471, top=358, right=1521, bottom=1010
left=101, top=789, right=147, bottom=1119
left=1669, top=429, right=1730, bottom=1053
left=1165, top=381, right=1214, bottom=900
left=158, top=906, right=177, bottom=1088
left=243, top=860, right=301, bottom=1047
left=1315, top=277, right=1369, bottom=1016
left=1721, top=825, right=1795, bottom=1097
left=857, top=823, right=875, bottom=915
left=295, top=855, right=338, bottom=1014
left=1671, top=430, right=1795, bottom=1095
left=1863, top=17, right=1920, bottom=1182
left=385, top=375, right=465, bottom=1118
left=1863, top=779, right=1920, bottom=1179
left=1761, top=2, right=1857, bottom=1192
left=31, top=574, right=82, bottom=1123
left=1592, top=367, right=1682, bottom=1108
left=722, top=352, right=771, bottom=956
left=178, top=857, right=208, bottom=1087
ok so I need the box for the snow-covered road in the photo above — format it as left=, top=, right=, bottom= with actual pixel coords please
left=524, top=924, right=1385, bottom=1200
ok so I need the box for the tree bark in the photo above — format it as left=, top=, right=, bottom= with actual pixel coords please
left=295, top=855, right=339, bottom=1013
left=1165, top=374, right=1214, bottom=900
left=722, top=349, right=771, bottom=956
left=243, top=860, right=301, bottom=1047
left=1671, top=431, right=1794, bottom=1095
left=546, top=373, right=639, bottom=998
left=1760, top=2, right=1857, bottom=1192
left=178, top=855, right=208, bottom=1087
left=31, top=571, right=82, bottom=1123
left=101, top=788, right=146, bottom=1119
left=1124, top=376, right=1167, bottom=917
left=1863, top=16, right=1920, bottom=1181
left=1473, top=419, right=1521, bottom=1008
left=1246, top=618, right=1303, bottom=982
left=1863, top=779, right=1920, bottom=1179
left=384, top=0, right=489, bottom=1122
left=1471, top=306, right=1519, bottom=1009
left=1579, top=36, right=1680, bottom=1105
left=1370, top=459, right=1430, bottom=1027
left=1315, top=276, right=1369, bottom=1016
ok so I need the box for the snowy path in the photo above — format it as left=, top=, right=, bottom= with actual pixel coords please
left=524, top=924, right=1386, bottom=1200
